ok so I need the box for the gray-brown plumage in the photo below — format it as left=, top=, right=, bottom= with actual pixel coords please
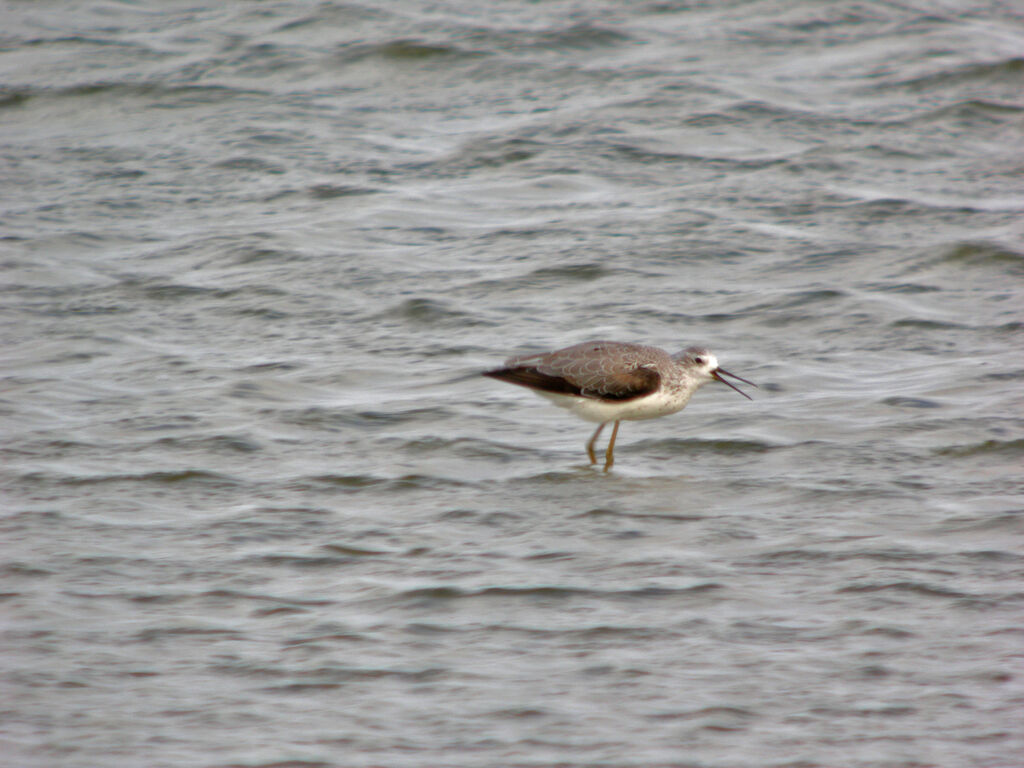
left=483, top=340, right=755, bottom=470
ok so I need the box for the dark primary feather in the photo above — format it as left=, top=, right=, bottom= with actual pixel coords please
left=483, top=362, right=661, bottom=401
left=483, top=367, right=584, bottom=396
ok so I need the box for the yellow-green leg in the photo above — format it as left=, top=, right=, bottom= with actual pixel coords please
left=603, top=420, right=620, bottom=472
left=586, top=423, right=606, bottom=465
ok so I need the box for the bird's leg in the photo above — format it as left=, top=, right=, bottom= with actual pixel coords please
left=586, top=423, right=606, bottom=465
left=603, top=421, right=620, bottom=472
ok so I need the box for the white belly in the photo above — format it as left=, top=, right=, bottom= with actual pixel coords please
left=536, top=389, right=694, bottom=423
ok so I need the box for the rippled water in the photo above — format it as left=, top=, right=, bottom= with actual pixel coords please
left=3, top=2, right=1024, bottom=767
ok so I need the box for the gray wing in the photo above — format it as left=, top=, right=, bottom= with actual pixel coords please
left=484, top=341, right=666, bottom=401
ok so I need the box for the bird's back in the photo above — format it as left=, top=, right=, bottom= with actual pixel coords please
left=497, top=341, right=674, bottom=400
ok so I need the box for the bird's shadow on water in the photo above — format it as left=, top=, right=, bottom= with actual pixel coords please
left=574, top=505, right=707, bottom=523
left=518, top=458, right=703, bottom=484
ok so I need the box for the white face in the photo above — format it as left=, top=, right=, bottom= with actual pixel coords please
left=682, top=347, right=719, bottom=378
left=680, top=346, right=755, bottom=399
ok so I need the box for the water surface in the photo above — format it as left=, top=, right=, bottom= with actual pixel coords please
left=3, top=2, right=1023, bottom=767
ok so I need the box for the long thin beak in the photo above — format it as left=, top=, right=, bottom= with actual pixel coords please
left=712, top=367, right=757, bottom=400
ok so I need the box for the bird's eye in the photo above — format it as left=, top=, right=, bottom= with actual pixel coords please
left=693, top=356, right=705, bottom=365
